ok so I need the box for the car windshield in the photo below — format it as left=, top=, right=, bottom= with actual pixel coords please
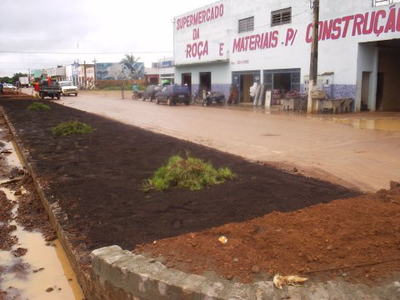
left=59, top=81, right=73, bottom=87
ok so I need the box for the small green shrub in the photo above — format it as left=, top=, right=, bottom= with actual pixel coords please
left=27, top=102, right=51, bottom=111
left=144, top=152, right=236, bottom=191
left=52, top=121, right=95, bottom=137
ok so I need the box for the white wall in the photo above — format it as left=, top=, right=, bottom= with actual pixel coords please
left=174, top=1, right=229, bottom=65
left=159, top=67, right=175, bottom=76
left=174, top=0, right=400, bottom=100
left=355, top=43, right=378, bottom=111
left=175, top=63, right=231, bottom=85
left=319, top=0, right=400, bottom=84
left=227, top=0, right=311, bottom=76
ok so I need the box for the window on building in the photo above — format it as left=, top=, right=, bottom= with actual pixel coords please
left=271, top=7, right=292, bottom=26
left=373, top=0, right=400, bottom=6
left=238, top=17, right=254, bottom=33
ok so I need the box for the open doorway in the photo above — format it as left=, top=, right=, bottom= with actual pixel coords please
left=264, top=69, right=301, bottom=105
left=273, top=73, right=291, bottom=92
left=376, top=72, right=384, bottom=111
left=376, top=39, right=400, bottom=111
left=232, top=71, right=261, bottom=103
left=361, top=72, right=370, bottom=111
left=241, top=74, right=253, bottom=103
left=182, top=73, right=192, bottom=90
left=200, top=72, right=211, bottom=91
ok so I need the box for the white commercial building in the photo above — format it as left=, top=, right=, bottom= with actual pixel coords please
left=47, top=66, right=67, bottom=81
left=174, top=0, right=400, bottom=111
left=146, top=58, right=176, bottom=85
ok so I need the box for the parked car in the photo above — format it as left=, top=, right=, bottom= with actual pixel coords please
left=3, top=83, right=17, bottom=91
left=155, top=85, right=191, bottom=106
left=142, top=85, right=162, bottom=101
left=58, top=81, right=78, bottom=96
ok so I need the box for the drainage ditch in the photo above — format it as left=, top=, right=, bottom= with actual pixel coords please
left=0, top=127, right=84, bottom=299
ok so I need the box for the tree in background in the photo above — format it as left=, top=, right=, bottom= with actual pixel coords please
left=0, top=77, right=11, bottom=83
left=120, top=54, right=141, bottom=79
left=11, top=73, right=28, bottom=84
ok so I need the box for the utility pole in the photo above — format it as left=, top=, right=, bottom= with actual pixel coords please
left=93, top=58, right=97, bottom=88
left=84, top=60, right=87, bottom=89
left=307, top=0, right=320, bottom=113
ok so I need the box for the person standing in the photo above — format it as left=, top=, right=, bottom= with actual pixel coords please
left=120, top=82, right=125, bottom=99
left=33, top=81, right=40, bottom=97
left=16, top=81, right=21, bottom=94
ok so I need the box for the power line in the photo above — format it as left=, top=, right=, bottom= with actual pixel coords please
left=0, top=50, right=173, bottom=55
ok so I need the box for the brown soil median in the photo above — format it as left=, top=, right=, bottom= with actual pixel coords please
left=0, top=97, right=361, bottom=283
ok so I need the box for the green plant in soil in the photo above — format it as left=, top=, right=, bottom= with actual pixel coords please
left=27, top=102, right=51, bottom=111
left=144, top=152, right=236, bottom=191
left=52, top=121, right=95, bottom=137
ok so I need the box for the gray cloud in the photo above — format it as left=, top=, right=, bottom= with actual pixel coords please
left=0, top=0, right=216, bottom=76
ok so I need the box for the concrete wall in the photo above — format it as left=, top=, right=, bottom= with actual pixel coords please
left=356, top=43, right=378, bottom=111
left=89, top=245, right=393, bottom=300
left=65, top=65, right=73, bottom=82
left=175, top=63, right=231, bottom=98
left=47, top=66, right=67, bottom=78
left=174, top=1, right=229, bottom=65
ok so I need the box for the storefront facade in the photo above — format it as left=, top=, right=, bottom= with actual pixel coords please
left=174, top=0, right=400, bottom=111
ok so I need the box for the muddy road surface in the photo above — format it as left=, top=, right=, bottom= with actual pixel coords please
left=29, top=89, right=400, bottom=192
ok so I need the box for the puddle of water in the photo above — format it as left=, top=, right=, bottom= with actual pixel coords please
left=2, top=141, right=23, bottom=169
left=307, top=115, right=400, bottom=133
left=332, top=118, right=400, bottom=132
left=0, top=186, right=83, bottom=300
left=227, top=105, right=400, bottom=132
left=0, top=138, right=84, bottom=299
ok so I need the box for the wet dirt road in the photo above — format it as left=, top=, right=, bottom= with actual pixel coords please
left=48, top=90, right=400, bottom=192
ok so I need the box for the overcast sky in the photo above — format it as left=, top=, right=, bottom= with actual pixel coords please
left=0, top=0, right=217, bottom=77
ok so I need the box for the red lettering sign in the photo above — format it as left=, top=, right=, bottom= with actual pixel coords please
left=186, top=41, right=209, bottom=59
left=306, top=6, right=400, bottom=43
left=233, top=31, right=278, bottom=53
left=177, top=4, right=225, bottom=30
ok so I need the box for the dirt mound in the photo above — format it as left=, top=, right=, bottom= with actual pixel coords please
left=135, top=187, right=400, bottom=284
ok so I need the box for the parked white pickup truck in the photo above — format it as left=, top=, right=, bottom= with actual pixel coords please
left=59, top=81, right=78, bottom=96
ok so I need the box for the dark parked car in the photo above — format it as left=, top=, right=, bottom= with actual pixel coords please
left=142, top=85, right=162, bottom=101
left=155, top=85, right=191, bottom=106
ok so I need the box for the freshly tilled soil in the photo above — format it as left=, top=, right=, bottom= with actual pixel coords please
left=0, top=98, right=359, bottom=254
